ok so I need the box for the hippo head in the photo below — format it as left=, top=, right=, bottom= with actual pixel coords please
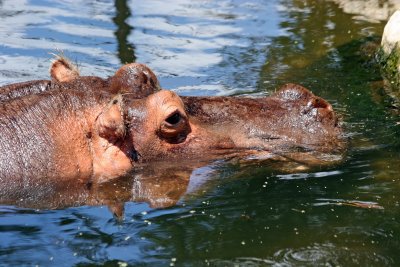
left=49, top=58, right=344, bottom=180
left=109, top=84, right=344, bottom=169
left=123, top=90, right=235, bottom=160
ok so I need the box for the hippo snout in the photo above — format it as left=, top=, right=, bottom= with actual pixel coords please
left=275, top=83, right=338, bottom=126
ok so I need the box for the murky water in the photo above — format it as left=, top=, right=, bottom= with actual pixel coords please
left=0, top=0, right=399, bottom=266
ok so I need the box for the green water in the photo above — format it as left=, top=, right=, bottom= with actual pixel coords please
left=0, top=0, right=399, bottom=266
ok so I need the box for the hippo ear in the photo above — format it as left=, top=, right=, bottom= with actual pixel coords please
left=50, top=55, right=80, bottom=82
left=96, top=95, right=126, bottom=142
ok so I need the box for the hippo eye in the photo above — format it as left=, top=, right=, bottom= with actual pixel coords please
left=159, top=110, right=191, bottom=144
left=165, top=112, right=181, bottom=125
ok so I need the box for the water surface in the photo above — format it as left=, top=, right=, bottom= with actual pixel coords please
left=0, top=0, right=399, bottom=266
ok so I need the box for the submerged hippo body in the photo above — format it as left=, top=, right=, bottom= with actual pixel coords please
left=0, top=57, right=345, bottom=199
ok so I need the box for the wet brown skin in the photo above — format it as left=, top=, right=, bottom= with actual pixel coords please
left=61, top=58, right=343, bottom=163
left=0, top=58, right=345, bottom=202
left=0, top=56, right=161, bottom=102
left=0, top=89, right=133, bottom=198
left=182, top=83, right=343, bottom=162
left=124, top=85, right=344, bottom=166
left=0, top=80, right=50, bottom=102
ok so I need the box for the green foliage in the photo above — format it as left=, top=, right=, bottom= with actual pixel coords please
left=377, top=45, right=400, bottom=85
left=376, top=45, right=400, bottom=107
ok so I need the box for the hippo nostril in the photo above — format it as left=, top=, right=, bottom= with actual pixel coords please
left=165, top=112, right=181, bottom=125
left=142, top=73, right=148, bottom=84
left=149, top=77, right=156, bottom=88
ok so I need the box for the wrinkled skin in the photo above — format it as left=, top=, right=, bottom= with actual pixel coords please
left=182, top=84, right=341, bottom=156
left=0, top=58, right=345, bottom=205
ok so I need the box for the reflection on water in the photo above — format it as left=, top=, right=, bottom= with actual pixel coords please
left=113, top=0, right=136, bottom=64
left=260, top=0, right=384, bottom=92
left=0, top=160, right=224, bottom=216
left=129, top=0, right=283, bottom=95
left=329, top=0, right=400, bottom=22
left=0, top=0, right=119, bottom=83
left=0, top=0, right=400, bottom=266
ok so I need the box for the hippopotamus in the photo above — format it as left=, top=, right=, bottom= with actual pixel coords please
left=0, top=57, right=345, bottom=200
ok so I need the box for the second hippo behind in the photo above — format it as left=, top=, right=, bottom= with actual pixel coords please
left=0, top=56, right=161, bottom=102
left=0, top=59, right=345, bottom=195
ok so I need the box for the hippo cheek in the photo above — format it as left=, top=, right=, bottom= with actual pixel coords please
left=139, top=124, right=238, bottom=160
left=90, top=95, right=141, bottom=182
left=127, top=90, right=241, bottom=159
left=184, top=123, right=237, bottom=152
